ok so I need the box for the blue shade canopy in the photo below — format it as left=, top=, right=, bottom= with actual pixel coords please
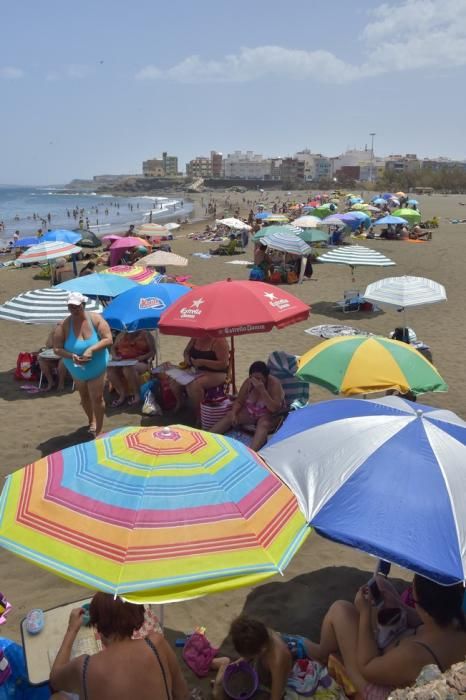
left=57, top=272, right=138, bottom=297
left=13, top=237, right=40, bottom=247
left=103, top=283, right=189, bottom=330
left=261, top=396, right=466, bottom=584
left=43, top=229, right=82, bottom=244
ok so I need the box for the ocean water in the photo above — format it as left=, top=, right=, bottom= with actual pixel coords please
left=0, top=186, right=193, bottom=243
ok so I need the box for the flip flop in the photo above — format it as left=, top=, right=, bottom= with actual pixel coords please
left=111, top=397, right=126, bottom=408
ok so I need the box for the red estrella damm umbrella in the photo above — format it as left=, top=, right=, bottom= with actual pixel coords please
left=158, top=279, right=310, bottom=389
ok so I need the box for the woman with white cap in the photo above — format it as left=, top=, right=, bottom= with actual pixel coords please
left=54, top=292, right=113, bottom=437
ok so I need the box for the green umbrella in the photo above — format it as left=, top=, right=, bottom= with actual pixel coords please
left=313, top=203, right=337, bottom=219
left=297, top=229, right=328, bottom=244
left=392, top=208, right=421, bottom=225
left=297, top=335, right=447, bottom=396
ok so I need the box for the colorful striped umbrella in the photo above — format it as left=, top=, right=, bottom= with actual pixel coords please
left=297, top=335, right=447, bottom=396
left=0, top=288, right=103, bottom=324
left=252, top=224, right=301, bottom=241
left=0, top=425, right=309, bottom=603
left=138, top=223, right=170, bottom=236
left=17, top=241, right=82, bottom=264
left=101, top=265, right=160, bottom=285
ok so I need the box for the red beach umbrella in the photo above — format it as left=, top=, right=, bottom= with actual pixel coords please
left=158, top=280, right=310, bottom=389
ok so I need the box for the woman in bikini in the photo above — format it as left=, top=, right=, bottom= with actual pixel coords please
left=50, top=593, right=188, bottom=700
left=210, top=361, right=285, bottom=451
left=169, top=335, right=230, bottom=416
left=108, top=330, right=155, bottom=407
left=306, top=574, right=466, bottom=695
left=54, top=292, right=112, bottom=437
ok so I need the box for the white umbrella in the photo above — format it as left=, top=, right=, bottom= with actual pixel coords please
left=0, top=288, right=102, bottom=324
left=16, top=241, right=82, bottom=264
left=138, top=251, right=188, bottom=267
left=364, top=276, right=447, bottom=309
left=364, top=276, right=447, bottom=332
left=292, top=215, right=322, bottom=229
left=138, top=223, right=169, bottom=236
left=164, top=222, right=181, bottom=231
left=216, top=218, right=252, bottom=231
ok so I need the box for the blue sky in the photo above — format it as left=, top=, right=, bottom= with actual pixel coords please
left=1, top=0, right=465, bottom=184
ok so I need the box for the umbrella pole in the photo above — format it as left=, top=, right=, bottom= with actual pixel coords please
left=230, top=336, right=237, bottom=394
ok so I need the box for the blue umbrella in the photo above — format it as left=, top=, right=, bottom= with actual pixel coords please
left=56, top=272, right=139, bottom=298
left=340, top=212, right=371, bottom=230
left=255, top=212, right=272, bottom=220
left=261, top=396, right=466, bottom=584
left=13, top=237, right=40, bottom=247
left=43, top=229, right=82, bottom=244
left=407, top=199, right=419, bottom=206
left=372, top=197, right=386, bottom=205
left=373, top=215, right=409, bottom=226
left=103, top=283, right=189, bottom=331
left=381, top=192, right=394, bottom=200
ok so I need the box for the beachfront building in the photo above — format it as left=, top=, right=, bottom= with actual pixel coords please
left=280, top=157, right=305, bottom=183
left=222, top=151, right=271, bottom=179
left=186, top=156, right=212, bottom=178
left=295, top=150, right=332, bottom=181
left=332, top=148, right=385, bottom=182
left=186, top=151, right=223, bottom=178
left=385, top=154, right=421, bottom=174
left=143, top=152, right=179, bottom=177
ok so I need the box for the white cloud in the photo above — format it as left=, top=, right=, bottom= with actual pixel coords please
left=0, top=67, right=24, bottom=79
left=136, top=0, right=466, bottom=84
left=65, top=64, right=91, bottom=79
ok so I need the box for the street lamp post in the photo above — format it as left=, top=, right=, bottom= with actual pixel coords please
left=370, top=132, right=376, bottom=183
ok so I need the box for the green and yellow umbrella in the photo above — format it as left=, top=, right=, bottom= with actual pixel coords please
left=297, top=335, right=447, bottom=396
left=391, top=208, right=421, bottom=225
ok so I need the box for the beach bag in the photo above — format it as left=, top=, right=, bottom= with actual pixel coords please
left=14, top=353, right=39, bottom=382
left=249, top=266, right=265, bottom=281
left=183, top=632, right=218, bottom=678
left=200, top=397, right=232, bottom=430
left=269, top=270, right=282, bottom=284
left=159, top=375, right=177, bottom=410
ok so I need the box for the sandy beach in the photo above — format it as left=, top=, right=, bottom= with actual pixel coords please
left=0, top=190, right=465, bottom=688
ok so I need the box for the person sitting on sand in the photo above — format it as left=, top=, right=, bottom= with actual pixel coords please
left=210, top=361, right=285, bottom=451
left=168, top=335, right=230, bottom=416
left=52, top=257, right=74, bottom=284
left=38, top=322, right=70, bottom=392
left=254, top=242, right=271, bottom=277
left=219, top=616, right=311, bottom=700
left=305, top=574, right=466, bottom=695
left=79, top=261, right=96, bottom=277
left=108, top=330, right=156, bottom=407
left=50, top=592, right=189, bottom=700
left=409, top=225, right=432, bottom=240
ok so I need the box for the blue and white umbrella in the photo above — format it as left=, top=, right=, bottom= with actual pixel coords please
left=103, top=283, right=189, bottom=331
left=57, top=272, right=140, bottom=298
left=261, top=396, right=466, bottom=584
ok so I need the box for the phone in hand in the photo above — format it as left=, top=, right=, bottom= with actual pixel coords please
left=368, top=578, right=384, bottom=608
left=376, top=559, right=391, bottom=577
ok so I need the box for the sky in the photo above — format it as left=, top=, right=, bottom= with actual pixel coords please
left=1, top=0, right=466, bottom=184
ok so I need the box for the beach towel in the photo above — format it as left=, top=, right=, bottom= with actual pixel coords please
left=286, top=660, right=343, bottom=699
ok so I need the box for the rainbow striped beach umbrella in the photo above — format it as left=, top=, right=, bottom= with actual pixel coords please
left=101, top=265, right=160, bottom=285
left=297, top=335, right=448, bottom=396
left=16, top=241, right=82, bottom=264
left=0, top=425, right=309, bottom=603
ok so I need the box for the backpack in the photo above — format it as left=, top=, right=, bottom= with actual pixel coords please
left=14, top=352, right=39, bottom=381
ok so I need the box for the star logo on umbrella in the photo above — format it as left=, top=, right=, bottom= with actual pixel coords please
left=264, top=292, right=278, bottom=301
left=192, top=298, right=204, bottom=309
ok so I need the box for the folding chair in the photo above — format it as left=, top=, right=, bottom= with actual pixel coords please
left=335, top=289, right=362, bottom=313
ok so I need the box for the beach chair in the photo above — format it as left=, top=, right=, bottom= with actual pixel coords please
left=267, top=350, right=310, bottom=410
left=335, top=289, right=362, bottom=313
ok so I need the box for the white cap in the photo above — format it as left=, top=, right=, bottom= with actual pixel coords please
left=67, top=291, right=88, bottom=306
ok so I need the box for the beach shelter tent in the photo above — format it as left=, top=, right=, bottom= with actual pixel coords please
left=0, top=425, right=309, bottom=602
left=260, top=396, right=466, bottom=584
left=78, top=229, right=101, bottom=247
left=0, top=288, right=102, bottom=324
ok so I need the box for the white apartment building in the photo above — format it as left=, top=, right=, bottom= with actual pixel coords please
left=332, top=148, right=385, bottom=180
left=295, top=150, right=332, bottom=181
left=222, top=151, right=271, bottom=179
